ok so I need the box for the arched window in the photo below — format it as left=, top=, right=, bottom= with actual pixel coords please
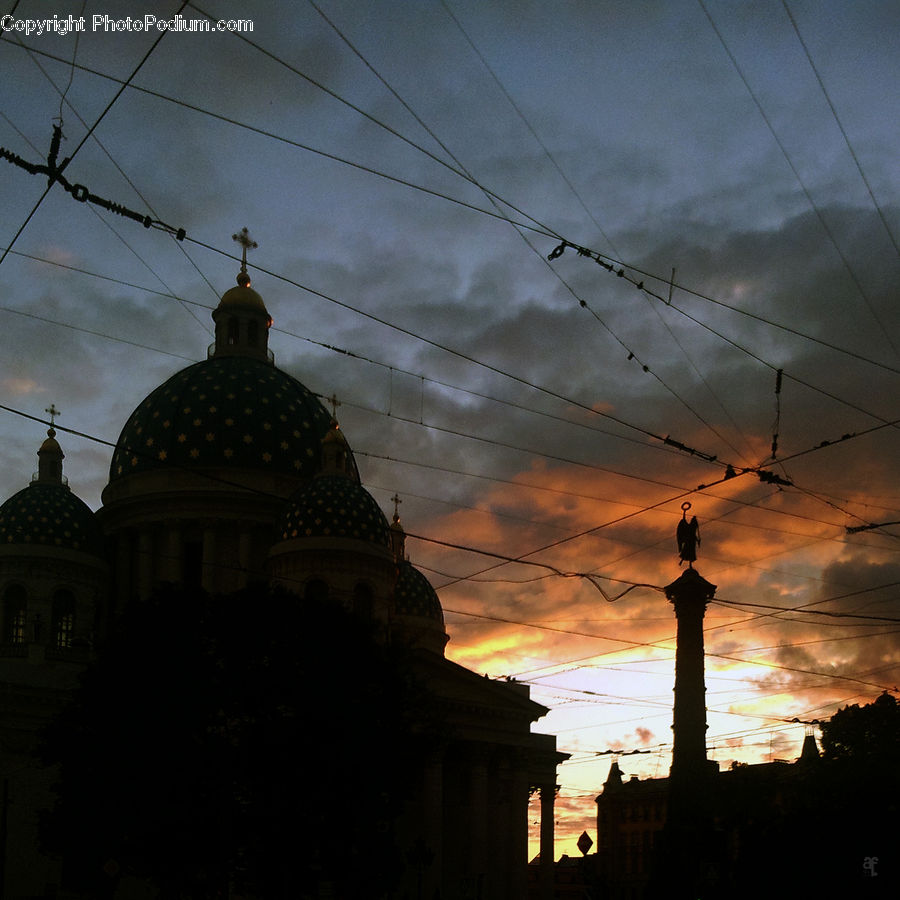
left=352, top=583, right=373, bottom=619
left=52, top=589, right=76, bottom=649
left=2, top=585, right=26, bottom=644
left=304, top=579, right=329, bottom=604
left=227, top=317, right=240, bottom=345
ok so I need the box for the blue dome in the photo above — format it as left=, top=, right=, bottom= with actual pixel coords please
left=109, top=356, right=339, bottom=482
left=280, top=475, right=391, bottom=547
left=0, top=482, right=103, bottom=556
left=395, top=560, right=444, bottom=624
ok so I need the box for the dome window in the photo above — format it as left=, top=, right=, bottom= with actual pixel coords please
left=2, top=584, right=27, bottom=645
left=52, top=589, right=76, bottom=649
left=227, top=317, right=240, bottom=346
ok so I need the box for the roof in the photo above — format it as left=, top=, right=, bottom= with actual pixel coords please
left=279, top=474, right=391, bottom=546
left=108, top=355, right=335, bottom=483
left=0, top=482, right=103, bottom=556
left=395, top=559, right=444, bottom=624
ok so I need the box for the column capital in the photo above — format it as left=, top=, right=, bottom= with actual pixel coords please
left=665, top=567, right=716, bottom=605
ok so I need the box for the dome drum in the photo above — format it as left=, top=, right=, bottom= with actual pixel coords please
left=268, top=542, right=396, bottom=601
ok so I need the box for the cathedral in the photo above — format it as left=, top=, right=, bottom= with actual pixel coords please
left=0, top=250, right=565, bottom=899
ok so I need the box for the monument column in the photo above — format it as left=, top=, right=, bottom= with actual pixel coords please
left=660, top=503, right=717, bottom=897
left=666, top=566, right=716, bottom=785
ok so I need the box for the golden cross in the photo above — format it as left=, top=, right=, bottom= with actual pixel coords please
left=327, top=393, right=341, bottom=420
left=391, top=493, right=402, bottom=521
left=45, top=403, right=60, bottom=426
left=232, top=227, right=258, bottom=275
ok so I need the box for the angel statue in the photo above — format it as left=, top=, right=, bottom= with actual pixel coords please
left=677, top=503, right=700, bottom=568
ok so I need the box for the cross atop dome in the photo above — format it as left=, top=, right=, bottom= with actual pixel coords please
left=389, top=492, right=406, bottom=562
left=327, top=393, right=341, bottom=421
left=232, top=227, right=258, bottom=287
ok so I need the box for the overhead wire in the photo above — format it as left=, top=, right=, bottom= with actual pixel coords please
left=164, top=8, right=900, bottom=527
left=301, top=0, right=900, bottom=486
left=438, top=0, right=758, bottom=464
left=697, top=0, right=900, bottom=361
left=5, top=8, right=892, bottom=604
left=2, top=6, right=896, bottom=806
left=5, top=232, right=892, bottom=590
left=7, top=241, right=894, bottom=555
left=0, top=0, right=190, bottom=269
left=5, top=36, right=900, bottom=396
left=0, top=37, right=553, bottom=240
left=292, top=5, right=738, bottom=461
left=781, top=0, right=900, bottom=261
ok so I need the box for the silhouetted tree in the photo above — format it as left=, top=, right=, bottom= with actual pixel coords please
left=40, top=583, right=436, bottom=898
left=820, top=691, right=900, bottom=764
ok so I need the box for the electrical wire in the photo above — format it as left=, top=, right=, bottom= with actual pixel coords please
left=0, top=1, right=190, bottom=269
left=697, top=0, right=900, bottom=361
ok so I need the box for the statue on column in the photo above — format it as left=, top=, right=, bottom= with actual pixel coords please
left=677, top=502, right=700, bottom=568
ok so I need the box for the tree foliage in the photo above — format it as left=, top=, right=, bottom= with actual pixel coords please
left=40, top=583, right=435, bottom=898
left=820, top=691, right=900, bottom=764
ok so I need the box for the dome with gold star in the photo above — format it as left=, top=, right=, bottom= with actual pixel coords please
left=0, top=483, right=102, bottom=555
left=279, top=474, right=391, bottom=547
left=394, top=559, right=444, bottom=625
left=0, top=429, right=103, bottom=555
left=108, top=356, right=335, bottom=482
left=108, top=256, right=347, bottom=485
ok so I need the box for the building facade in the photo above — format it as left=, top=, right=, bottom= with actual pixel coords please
left=0, top=262, right=565, bottom=898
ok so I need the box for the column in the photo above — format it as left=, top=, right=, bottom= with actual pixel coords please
left=507, top=757, right=530, bottom=900
left=137, top=529, right=153, bottom=599
left=164, top=526, right=182, bottom=583
left=665, top=568, right=716, bottom=789
left=237, top=530, right=253, bottom=588
left=467, top=748, right=489, bottom=892
left=113, top=531, right=132, bottom=614
left=202, top=528, right=216, bottom=593
left=421, top=751, right=443, bottom=900
left=663, top=566, right=717, bottom=897
left=539, top=783, right=556, bottom=900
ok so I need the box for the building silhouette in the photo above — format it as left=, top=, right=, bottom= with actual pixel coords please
left=0, top=260, right=566, bottom=898
left=592, top=551, right=898, bottom=898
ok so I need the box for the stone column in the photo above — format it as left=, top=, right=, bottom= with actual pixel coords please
left=663, top=566, right=717, bottom=897
left=164, top=526, right=182, bottom=583
left=202, top=528, right=216, bottom=593
left=238, top=530, right=253, bottom=588
left=539, top=783, right=556, bottom=900
left=421, top=751, right=443, bottom=900
left=665, top=568, right=715, bottom=788
left=113, top=531, right=132, bottom=614
left=137, top=529, right=153, bottom=599
left=467, top=748, right=489, bottom=891
left=508, top=755, right=530, bottom=900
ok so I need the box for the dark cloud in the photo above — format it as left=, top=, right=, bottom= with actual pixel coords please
left=1, top=0, right=898, bottom=855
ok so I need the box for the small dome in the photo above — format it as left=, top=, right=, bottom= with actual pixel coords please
left=280, top=474, right=391, bottom=547
left=395, top=560, right=444, bottom=624
left=0, top=482, right=103, bottom=555
left=108, top=356, right=339, bottom=482
left=39, top=432, right=63, bottom=456
left=218, top=283, right=268, bottom=315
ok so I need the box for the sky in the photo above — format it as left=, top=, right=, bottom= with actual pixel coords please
left=1, top=0, right=899, bottom=858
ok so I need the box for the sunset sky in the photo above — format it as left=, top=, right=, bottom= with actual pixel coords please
left=1, top=0, right=899, bottom=856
